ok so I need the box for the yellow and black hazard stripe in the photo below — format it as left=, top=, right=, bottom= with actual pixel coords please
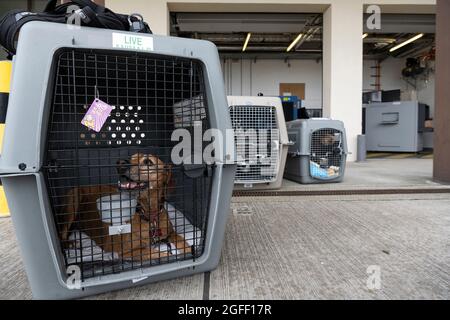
left=0, top=60, right=11, bottom=218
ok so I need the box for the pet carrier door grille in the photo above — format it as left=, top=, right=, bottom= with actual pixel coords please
left=229, top=105, right=279, bottom=183
left=310, top=128, right=344, bottom=179
left=42, top=48, right=213, bottom=281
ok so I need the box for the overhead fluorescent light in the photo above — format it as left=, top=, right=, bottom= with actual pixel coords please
left=389, top=33, right=424, bottom=52
left=362, top=33, right=368, bottom=39
left=286, top=33, right=303, bottom=52
left=242, top=33, right=251, bottom=52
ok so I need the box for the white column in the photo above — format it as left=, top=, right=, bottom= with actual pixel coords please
left=323, top=0, right=363, bottom=161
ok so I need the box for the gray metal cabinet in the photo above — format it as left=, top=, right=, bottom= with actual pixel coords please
left=365, top=101, right=424, bottom=152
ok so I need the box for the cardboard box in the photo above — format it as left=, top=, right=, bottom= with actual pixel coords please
left=425, top=120, right=434, bottom=129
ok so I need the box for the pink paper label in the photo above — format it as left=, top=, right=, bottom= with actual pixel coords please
left=81, top=99, right=113, bottom=132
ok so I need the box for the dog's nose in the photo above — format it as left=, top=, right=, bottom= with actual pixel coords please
left=143, top=158, right=154, bottom=166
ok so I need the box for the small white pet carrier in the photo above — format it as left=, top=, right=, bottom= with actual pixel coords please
left=227, top=96, right=289, bottom=190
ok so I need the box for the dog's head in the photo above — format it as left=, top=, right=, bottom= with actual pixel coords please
left=116, top=153, right=172, bottom=192
left=320, top=134, right=337, bottom=146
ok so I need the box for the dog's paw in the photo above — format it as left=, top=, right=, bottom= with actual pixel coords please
left=156, top=243, right=177, bottom=255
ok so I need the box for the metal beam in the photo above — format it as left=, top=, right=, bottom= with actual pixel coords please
left=433, top=0, right=450, bottom=183
left=219, top=52, right=322, bottom=60
left=175, top=13, right=316, bottom=33
left=363, top=14, right=435, bottom=34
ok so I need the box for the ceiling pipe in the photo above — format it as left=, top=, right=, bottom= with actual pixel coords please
left=293, top=14, right=322, bottom=51
left=218, top=46, right=322, bottom=52
left=295, top=26, right=321, bottom=51
left=363, top=37, right=397, bottom=44
left=220, top=53, right=323, bottom=60
left=196, top=34, right=322, bottom=43
left=395, top=40, right=435, bottom=58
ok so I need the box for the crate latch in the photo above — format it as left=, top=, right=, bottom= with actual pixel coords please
left=183, top=163, right=214, bottom=178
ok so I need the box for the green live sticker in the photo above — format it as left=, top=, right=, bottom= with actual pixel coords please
left=112, top=33, right=153, bottom=51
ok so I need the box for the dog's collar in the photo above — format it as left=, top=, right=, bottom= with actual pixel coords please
left=136, top=203, right=163, bottom=222
left=136, top=204, right=164, bottom=242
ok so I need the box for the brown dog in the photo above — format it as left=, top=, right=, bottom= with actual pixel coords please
left=59, top=153, right=191, bottom=262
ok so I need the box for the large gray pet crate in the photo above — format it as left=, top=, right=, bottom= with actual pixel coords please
left=284, top=119, right=347, bottom=184
left=0, top=22, right=236, bottom=299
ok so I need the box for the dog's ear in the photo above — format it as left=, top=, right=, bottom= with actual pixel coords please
left=163, top=164, right=173, bottom=199
left=130, top=153, right=146, bottom=164
left=166, top=164, right=172, bottom=182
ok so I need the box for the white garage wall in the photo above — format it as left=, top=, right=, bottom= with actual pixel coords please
left=221, top=57, right=435, bottom=117
left=363, top=57, right=436, bottom=117
left=221, top=58, right=323, bottom=109
left=418, top=70, right=435, bottom=117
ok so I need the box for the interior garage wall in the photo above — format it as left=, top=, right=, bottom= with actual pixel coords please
left=221, top=59, right=323, bottom=109
left=363, top=58, right=436, bottom=117
left=222, top=57, right=436, bottom=116
left=106, top=0, right=436, bottom=162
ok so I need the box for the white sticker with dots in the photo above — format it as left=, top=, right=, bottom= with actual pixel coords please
left=102, top=105, right=145, bottom=146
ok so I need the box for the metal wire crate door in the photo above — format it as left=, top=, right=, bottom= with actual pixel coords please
left=229, top=105, right=280, bottom=184
left=42, top=48, right=213, bottom=281
left=310, top=128, right=344, bottom=179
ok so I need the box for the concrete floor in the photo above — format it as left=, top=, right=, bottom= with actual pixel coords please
left=1, top=159, right=449, bottom=300
left=282, top=158, right=449, bottom=191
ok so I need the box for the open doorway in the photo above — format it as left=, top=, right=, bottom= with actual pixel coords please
left=170, top=12, right=323, bottom=117
left=362, top=14, right=435, bottom=160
